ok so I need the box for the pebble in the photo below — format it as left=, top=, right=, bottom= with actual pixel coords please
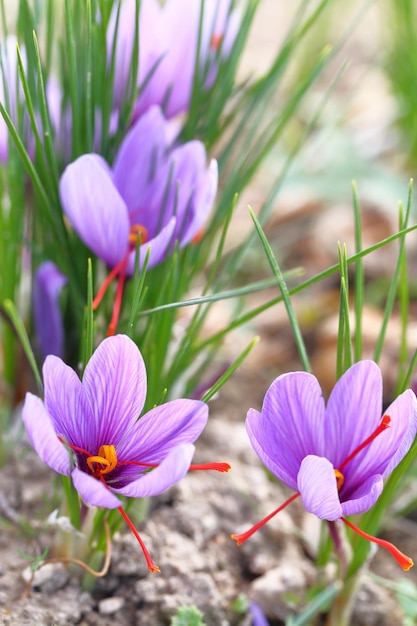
left=98, top=596, right=126, bottom=615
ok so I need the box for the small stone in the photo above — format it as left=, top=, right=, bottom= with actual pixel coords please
left=98, top=596, right=125, bottom=615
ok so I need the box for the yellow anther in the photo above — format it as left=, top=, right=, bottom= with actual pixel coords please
left=334, top=469, right=344, bottom=490
left=87, top=445, right=118, bottom=476
left=129, top=224, right=148, bottom=245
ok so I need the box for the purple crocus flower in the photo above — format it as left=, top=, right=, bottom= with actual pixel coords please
left=59, top=105, right=217, bottom=335
left=33, top=261, right=67, bottom=360
left=108, top=0, right=240, bottom=120
left=249, top=601, right=270, bottom=626
left=0, top=35, right=28, bottom=163
left=232, top=361, right=417, bottom=570
left=22, top=334, right=230, bottom=571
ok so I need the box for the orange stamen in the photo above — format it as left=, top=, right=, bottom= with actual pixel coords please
left=341, top=517, right=413, bottom=571
left=129, top=224, right=148, bottom=245
left=231, top=492, right=301, bottom=545
left=117, top=505, right=160, bottom=572
left=338, top=415, right=391, bottom=472
left=87, top=445, right=118, bottom=476
left=334, top=469, right=344, bottom=490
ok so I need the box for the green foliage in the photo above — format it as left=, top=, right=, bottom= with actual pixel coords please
left=170, top=605, right=207, bottom=626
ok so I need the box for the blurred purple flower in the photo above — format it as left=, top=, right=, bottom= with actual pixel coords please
left=46, top=77, right=119, bottom=164
left=249, top=601, right=269, bottom=626
left=108, top=0, right=240, bottom=120
left=0, top=35, right=29, bottom=163
left=59, top=105, right=217, bottom=335
left=34, top=261, right=67, bottom=360
left=232, top=361, right=417, bottom=570
left=22, top=334, right=229, bottom=571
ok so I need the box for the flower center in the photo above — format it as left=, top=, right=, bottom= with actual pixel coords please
left=129, top=224, right=148, bottom=246
left=87, top=445, right=118, bottom=477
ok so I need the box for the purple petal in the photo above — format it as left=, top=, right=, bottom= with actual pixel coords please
left=341, top=473, right=384, bottom=516
left=126, top=216, right=177, bottom=274
left=22, top=393, right=70, bottom=475
left=246, top=372, right=326, bottom=491
left=112, top=106, right=169, bottom=215
left=82, top=335, right=147, bottom=448
left=297, top=455, right=342, bottom=520
left=324, top=361, right=383, bottom=468
left=140, top=0, right=198, bottom=118
left=249, top=601, right=270, bottom=626
left=113, top=442, right=195, bottom=498
left=343, top=388, right=417, bottom=493
left=33, top=261, right=67, bottom=359
left=43, top=355, right=95, bottom=451
left=72, top=468, right=121, bottom=509
left=59, top=154, right=130, bottom=268
left=116, top=399, right=208, bottom=464
left=180, top=158, right=218, bottom=245
left=167, top=142, right=217, bottom=246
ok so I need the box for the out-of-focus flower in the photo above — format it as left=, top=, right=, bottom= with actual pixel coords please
left=46, top=77, right=119, bottom=164
left=108, top=0, right=240, bottom=120
left=0, top=35, right=28, bottom=163
left=22, top=334, right=229, bottom=571
left=59, top=105, right=217, bottom=335
left=249, top=601, right=269, bottom=626
left=33, top=261, right=67, bottom=360
left=232, top=361, right=417, bottom=570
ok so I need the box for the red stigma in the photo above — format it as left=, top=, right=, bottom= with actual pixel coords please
left=231, top=492, right=301, bottom=545
left=93, top=224, right=148, bottom=336
left=341, top=517, right=413, bottom=571
left=338, top=415, right=391, bottom=472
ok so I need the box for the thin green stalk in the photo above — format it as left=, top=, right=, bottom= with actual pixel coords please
left=352, top=181, right=364, bottom=362
left=3, top=299, right=42, bottom=394
left=200, top=336, right=259, bottom=403
left=249, top=206, right=311, bottom=373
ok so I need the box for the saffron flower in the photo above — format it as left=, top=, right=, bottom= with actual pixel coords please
left=22, top=334, right=229, bottom=572
left=33, top=261, right=67, bottom=360
left=108, top=0, right=240, bottom=120
left=59, top=105, right=217, bottom=335
left=232, top=361, right=417, bottom=570
left=0, top=35, right=28, bottom=163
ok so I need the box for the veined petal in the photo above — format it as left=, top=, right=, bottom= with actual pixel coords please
left=383, top=389, right=417, bottom=475
left=246, top=408, right=298, bottom=491
left=126, top=217, right=177, bottom=274
left=43, top=356, right=94, bottom=451
left=325, top=361, right=383, bottom=468
left=180, top=158, right=218, bottom=245
left=116, top=399, right=207, bottom=463
left=247, top=372, right=326, bottom=490
left=72, top=468, right=121, bottom=509
left=59, top=154, right=130, bottom=268
left=114, top=443, right=195, bottom=498
left=82, top=335, right=147, bottom=448
left=167, top=142, right=217, bottom=246
left=297, top=455, right=342, bottom=521
left=22, top=393, right=70, bottom=476
left=344, top=389, right=417, bottom=493
left=341, top=473, right=384, bottom=516
left=113, top=106, right=168, bottom=213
